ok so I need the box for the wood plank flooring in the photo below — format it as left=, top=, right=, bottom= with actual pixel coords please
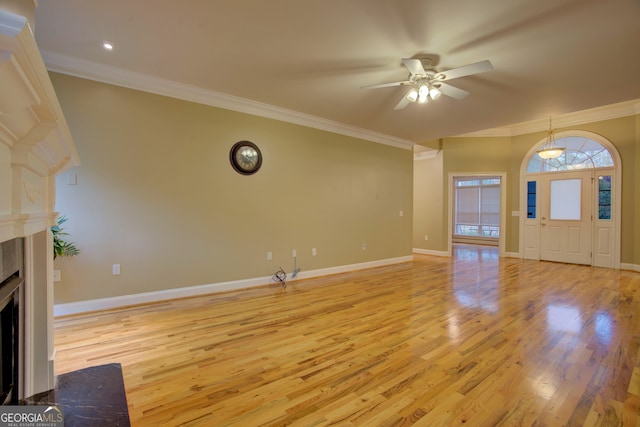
left=54, top=245, right=640, bottom=426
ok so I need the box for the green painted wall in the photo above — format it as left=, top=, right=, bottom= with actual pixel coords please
left=51, top=73, right=413, bottom=304
left=413, top=152, right=444, bottom=250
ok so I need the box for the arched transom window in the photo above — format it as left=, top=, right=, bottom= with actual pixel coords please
left=527, top=136, right=614, bottom=173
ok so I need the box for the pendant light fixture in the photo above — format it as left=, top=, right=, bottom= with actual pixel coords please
left=536, top=117, right=565, bottom=159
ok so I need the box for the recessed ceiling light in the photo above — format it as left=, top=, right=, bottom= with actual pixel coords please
left=102, top=41, right=114, bottom=51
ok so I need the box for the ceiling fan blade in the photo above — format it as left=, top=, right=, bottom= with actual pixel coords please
left=361, top=80, right=410, bottom=89
left=402, top=58, right=426, bottom=76
left=393, top=94, right=412, bottom=110
left=437, top=83, right=470, bottom=100
left=435, top=60, right=493, bottom=81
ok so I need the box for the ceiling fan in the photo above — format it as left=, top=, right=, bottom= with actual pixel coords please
left=362, top=58, right=494, bottom=110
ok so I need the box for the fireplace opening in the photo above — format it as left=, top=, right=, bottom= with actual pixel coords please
left=0, top=238, right=24, bottom=405
left=0, top=274, right=22, bottom=405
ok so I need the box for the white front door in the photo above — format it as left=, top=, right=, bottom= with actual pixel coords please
left=539, top=171, right=593, bottom=265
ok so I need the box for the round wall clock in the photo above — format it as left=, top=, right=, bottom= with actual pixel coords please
left=229, top=141, right=262, bottom=175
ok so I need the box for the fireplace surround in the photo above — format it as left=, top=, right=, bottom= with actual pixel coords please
left=0, top=1, right=79, bottom=401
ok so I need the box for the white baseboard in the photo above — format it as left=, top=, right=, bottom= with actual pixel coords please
left=54, top=276, right=271, bottom=317
left=503, top=251, right=521, bottom=258
left=54, top=255, right=413, bottom=317
left=413, top=248, right=450, bottom=257
left=620, top=263, right=640, bottom=272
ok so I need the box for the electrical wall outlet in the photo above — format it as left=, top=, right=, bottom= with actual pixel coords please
left=399, top=210, right=404, bottom=217
left=53, top=270, right=61, bottom=282
left=361, top=242, right=367, bottom=250
left=267, top=251, right=273, bottom=260
left=112, top=264, right=120, bottom=275
left=292, top=249, right=297, bottom=258
left=424, top=235, right=429, bottom=241
left=312, top=248, right=317, bottom=256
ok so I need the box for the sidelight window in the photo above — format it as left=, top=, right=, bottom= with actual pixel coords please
left=598, top=175, right=612, bottom=220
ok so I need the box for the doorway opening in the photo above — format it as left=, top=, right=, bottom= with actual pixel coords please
left=448, top=173, right=506, bottom=257
left=452, top=176, right=501, bottom=246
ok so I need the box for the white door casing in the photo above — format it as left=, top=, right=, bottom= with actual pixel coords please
left=519, top=131, right=620, bottom=269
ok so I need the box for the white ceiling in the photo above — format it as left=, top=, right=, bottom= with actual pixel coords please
left=33, top=0, right=640, bottom=147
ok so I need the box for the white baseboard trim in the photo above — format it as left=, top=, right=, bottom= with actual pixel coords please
left=54, top=276, right=271, bottom=317
left=503, top=252, right=521, bottom=258
left=413, top=248, right=450, bottom=257
left=54, top=255, right=413, bottom=317
left=290, top=256, right=413, bottom=281
left=620, top=263, right=640, bottom=272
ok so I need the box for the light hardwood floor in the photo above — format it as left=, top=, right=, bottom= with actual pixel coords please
left=54, top=246, right=640, bottom=426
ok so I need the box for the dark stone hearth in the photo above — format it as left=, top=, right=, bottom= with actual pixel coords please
left=22, top=363, right=130, bottom=427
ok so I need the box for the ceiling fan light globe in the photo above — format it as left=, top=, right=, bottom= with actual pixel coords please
left=418, top=84, right=429, bottom=98
left=406, top=89, right=419, bottom=102
left=429, top=87, right=441, bottom=100
left=418, top=94, right=429, bottom=103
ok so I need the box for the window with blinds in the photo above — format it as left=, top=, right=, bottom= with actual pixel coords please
left=454, top=177, right=500, bottom=239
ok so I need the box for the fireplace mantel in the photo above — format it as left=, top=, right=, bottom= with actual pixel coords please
left=0, top=8, right=79, bottom=243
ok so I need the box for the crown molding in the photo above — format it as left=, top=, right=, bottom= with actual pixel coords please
left=0, top=7, right=26, bottom=36
left=40, top=50, right=415, bottom=150
left=39, top=50, right=640, bottom=146
left=413, top=149, right=439, bottom=161
left=455, top=127, right=514, bottom=138
left=456, top=99, right=640, bottom=138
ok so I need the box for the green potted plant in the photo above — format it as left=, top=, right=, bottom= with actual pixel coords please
left=51, top=215, right=80, bottom=259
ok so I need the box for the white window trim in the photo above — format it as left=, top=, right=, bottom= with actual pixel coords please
left=448, top=172, right=506, bottom=257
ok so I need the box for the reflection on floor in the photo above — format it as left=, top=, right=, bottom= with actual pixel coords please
left=452, top=243, right=499, bottom=261
left=450, top=244, right=501, bottom=313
